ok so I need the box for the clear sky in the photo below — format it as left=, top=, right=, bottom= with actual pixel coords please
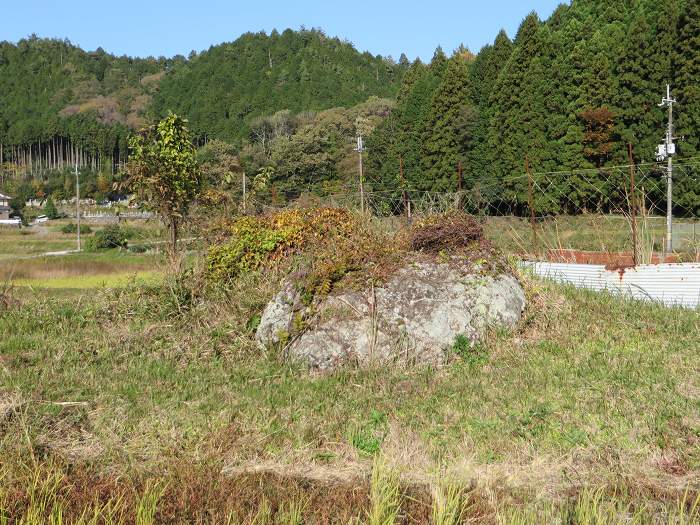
left=2, top=0, right=564, bottom=61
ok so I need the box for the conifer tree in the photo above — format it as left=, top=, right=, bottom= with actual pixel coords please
left=468, top=30, right=513, bottom=188
left=614, top=13, right=663, bottom=162
left=486, top=12, right=549, bottom=210
left=366, top=49, right=449, bottom=195
left=43, top=196, right=58, bottom=219
left=672, top=0, right=700, bottom=215
left=421, top=56, right=475, bottom=191
left=673, top=0, right=700, bottom=159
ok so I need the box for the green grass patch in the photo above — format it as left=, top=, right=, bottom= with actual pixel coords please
left=12, top=270, right=162, bottom=289
left=1, top=263, right=699, bottom=521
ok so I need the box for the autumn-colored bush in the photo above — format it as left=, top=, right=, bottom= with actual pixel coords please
left=206, top=208, right=355, bottom=280
left=206, top=208, right=507, bottom=303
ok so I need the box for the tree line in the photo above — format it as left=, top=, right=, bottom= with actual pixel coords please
left=0, top=35, right=172, bottom=177
left=2, top=3, right=699, bottom=217
left=367, top=0, right=700, bottom=215
left=0, top=29, right=404, bottom=182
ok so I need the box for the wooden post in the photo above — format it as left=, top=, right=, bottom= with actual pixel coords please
left=627, top=143, right=638, bottom=266
left=456, top=160, right=463, bottom=211
left=400, top=156, right=409, bottom=222
left=359, top=149, right=365, bottom=214
left=75, top=164, right=81, bottom=252
left=525, top=156, right=537, bottom=255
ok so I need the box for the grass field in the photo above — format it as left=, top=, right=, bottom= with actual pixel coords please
left=2, top=264, right=699, bottom=522
left=1, top=213, right=699, bottom=523
left=0, top=219, right=165, bottom=259
left=483, top=214, right=700, bottom=260
left=0, top=219, right=167, bottom=296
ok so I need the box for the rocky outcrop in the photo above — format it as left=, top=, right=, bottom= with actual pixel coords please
left=256, top=260, right=525, bottom=369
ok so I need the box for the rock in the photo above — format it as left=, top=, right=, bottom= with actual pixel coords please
left=256, top=260, right=525, bottom=369
left=255, top=281, right=301, bottom=348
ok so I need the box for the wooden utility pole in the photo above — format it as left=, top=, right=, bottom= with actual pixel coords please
left=628, top=143, right=638, bottom=266
left=525, top=156, right=537, bottom=255
left=456, top=160, right=464, bottom=211
left=75, top=164, right=81, bottom=251
left=400, top=156, right=408, bottom=220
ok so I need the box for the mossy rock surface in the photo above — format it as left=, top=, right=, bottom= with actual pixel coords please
left=257, top=258, right=525, bottom=369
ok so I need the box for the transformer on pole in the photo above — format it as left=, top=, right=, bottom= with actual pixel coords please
left=657, top=84, right=677, bottom=254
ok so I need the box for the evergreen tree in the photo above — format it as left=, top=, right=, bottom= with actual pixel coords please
left=614, top=13, right=664, bottom=162
left=486, top=12, right=549, bottom=211
left=421, top=56, right=475, bottom=191
left=429, top=46, right=448, bottom=76
left=468, top=30, right=513, bottom=188
left=153, top=29, right=404, bottom=143
left=672, top=0, right=700, bottom=215
left=674, top=0, right=700, bottom=159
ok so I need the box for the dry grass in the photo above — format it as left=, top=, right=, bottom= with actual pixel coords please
left=410, top=213, right=485, bottom=253
left=1, top=212, right=700, bottom=522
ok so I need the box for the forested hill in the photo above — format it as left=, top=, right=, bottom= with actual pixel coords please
left=0, top=36, right=175, bottom=172
left=0, top=29, right=404, bottom=172
left=151, top=29, right=406, bottom=142
left=368, top=0, right=700, bottom=213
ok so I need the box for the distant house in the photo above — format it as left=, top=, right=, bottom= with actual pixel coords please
left=0, top=193, right=11, bottom=220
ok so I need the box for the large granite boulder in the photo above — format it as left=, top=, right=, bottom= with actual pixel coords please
left=256, top=260, right=525, bottom=369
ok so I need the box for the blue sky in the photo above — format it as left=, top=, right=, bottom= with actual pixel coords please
left=2, top=0, right=563, bottom=61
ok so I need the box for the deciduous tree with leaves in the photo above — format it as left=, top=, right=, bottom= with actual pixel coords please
left=125, top=113, right=201, bottom=255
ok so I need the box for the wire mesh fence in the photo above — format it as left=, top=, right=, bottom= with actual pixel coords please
left=247, top=157, right=700, bottom=264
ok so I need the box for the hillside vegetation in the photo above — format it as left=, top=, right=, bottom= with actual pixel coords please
left=0, top=36, right=170, bottom=168
left=0, top=29, right=403, bottom=177
left=2, top=2, right=700, bottom=214
left=152, top=29, right=405, bottom=142
left=368, top=0, right=700, bottom=214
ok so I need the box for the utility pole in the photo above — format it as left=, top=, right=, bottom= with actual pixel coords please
left=355, top=135, right=366, bottom=213
left=75, top=164, right=81, bottom=251
left=400, top=155, right=408, bottom=220
left=657, top=84, right=677, bottom=255
left=627, top=143, right=638, bottom=266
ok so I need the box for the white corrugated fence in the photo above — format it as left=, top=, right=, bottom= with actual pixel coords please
left=522, top=261, right=700, bottom=309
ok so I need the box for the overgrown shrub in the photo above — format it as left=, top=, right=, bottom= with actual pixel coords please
left=206, top=208, right=355, bottom=280
left=206, top=207, right=404, bottom=307
left=206, top=208, right=509, bottom=309
left=410, top=212, right=509, bottom=274
left=128, top=244, right=149, bottom=253
left=60, top=222, right=92, bottom=234
left=87, top=225, right=128, bottom=250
